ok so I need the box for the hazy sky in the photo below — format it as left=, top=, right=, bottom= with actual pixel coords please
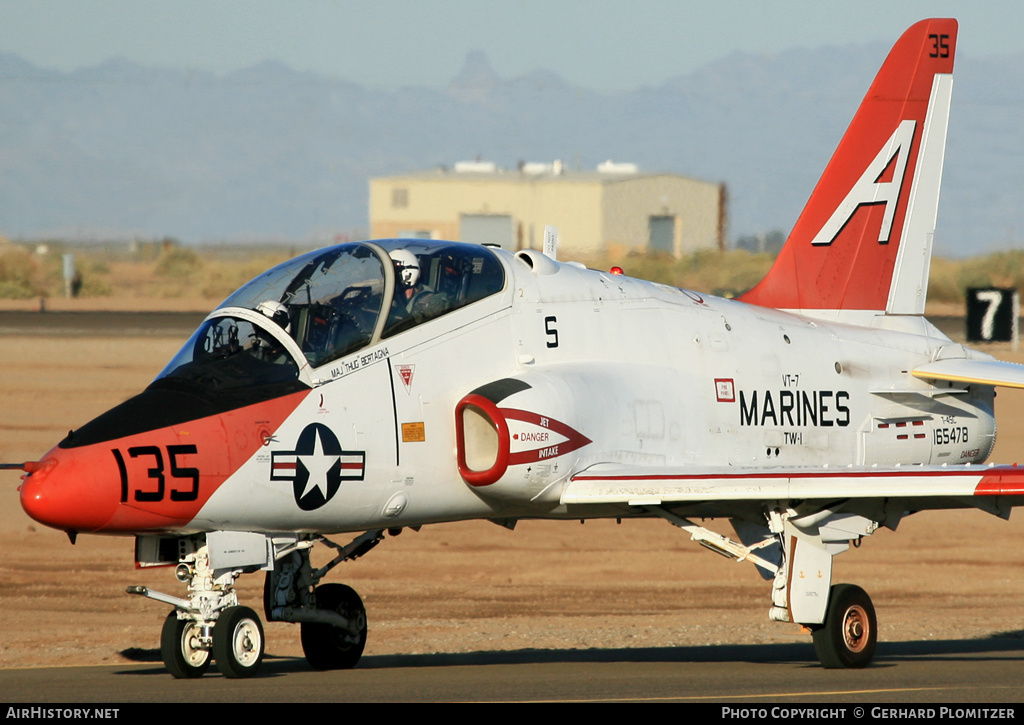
left=1, top=1, right=1020, bottom=90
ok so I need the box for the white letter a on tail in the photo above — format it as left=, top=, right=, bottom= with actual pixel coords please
left=812, top=120, right=916, bottom=246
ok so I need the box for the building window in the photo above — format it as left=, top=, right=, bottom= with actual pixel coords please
left=392, top=188, right=409, bottom=208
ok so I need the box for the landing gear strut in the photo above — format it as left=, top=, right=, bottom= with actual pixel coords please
left=265, top=539, right=373, bottom=671
left=132, top=529, right=385, bottom=678
left=652, top=505, right=883, bottom=669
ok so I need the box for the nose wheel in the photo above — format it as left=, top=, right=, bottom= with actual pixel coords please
left=160, top=613, right=210, bottom=679
left=212, top=606, right=265, bottom=678
left=161, top=606, right=265, bottom=679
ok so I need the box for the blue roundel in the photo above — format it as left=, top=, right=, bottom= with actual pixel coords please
left=270, top=423, right=365, bottom=512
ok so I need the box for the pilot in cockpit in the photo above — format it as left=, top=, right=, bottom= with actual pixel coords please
left=389, top=249, right=421, bottom=307
left=386, top=249, right=421, bottom=334
left=387, top=249, right=449, bottom=336
left=257, top=300, right=290, bottom=331
left=253, top=300, right=291, bottom=364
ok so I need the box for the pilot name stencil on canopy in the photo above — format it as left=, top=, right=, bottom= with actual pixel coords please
left=330, top=347, right=390, bottom=380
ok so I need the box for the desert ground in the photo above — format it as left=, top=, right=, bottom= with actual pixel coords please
left=3, top=302, right=1024, bottom=672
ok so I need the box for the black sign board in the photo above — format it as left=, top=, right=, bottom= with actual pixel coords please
left=966, top=287, right=1019, bottom=343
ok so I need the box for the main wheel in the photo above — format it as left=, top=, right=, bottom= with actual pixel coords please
left=812, top=583, right=877, bottom=669
left=212, top=605, right=264, bottom=678
left=160, top=612, right=210, bottom=679
left=301, top=583, right=367, bottom=670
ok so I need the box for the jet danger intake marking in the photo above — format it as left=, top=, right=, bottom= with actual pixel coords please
left=271, top=423, right=366, bottom=511
left=503, top=408, right=592, bottom=464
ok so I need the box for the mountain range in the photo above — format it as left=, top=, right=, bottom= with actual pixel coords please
left=1, top=42, right=1022, bottom=256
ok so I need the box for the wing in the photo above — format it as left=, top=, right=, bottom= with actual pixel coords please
left=912, top=358, right=1024, bottom=389
left=562, top=463, right=1024, bottom=508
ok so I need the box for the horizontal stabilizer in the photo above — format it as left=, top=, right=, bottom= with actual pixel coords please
left=912, top=358, right=1024, bottom=389
left=562, top=463, right=1024, bottom=506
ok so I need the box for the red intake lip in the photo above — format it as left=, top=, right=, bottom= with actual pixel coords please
left=455, top=394, right=591, bottom=487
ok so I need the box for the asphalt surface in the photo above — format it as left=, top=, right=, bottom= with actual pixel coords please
left=0, top=309, right=983, bottom=346
left=0, top=310, right=206, bottom=337
left=2, top=639, right=1023, bottom=703
left=0, top=310, right=980, bottom=342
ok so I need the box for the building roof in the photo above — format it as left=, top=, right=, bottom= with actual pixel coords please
left=376, top=166, right=714, bottom=186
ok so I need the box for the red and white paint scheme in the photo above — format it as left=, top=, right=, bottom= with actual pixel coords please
left=17, top=18, right=1024, bottom=675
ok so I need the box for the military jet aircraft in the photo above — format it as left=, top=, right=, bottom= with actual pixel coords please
left=19, top=18, right=1024, bottom=677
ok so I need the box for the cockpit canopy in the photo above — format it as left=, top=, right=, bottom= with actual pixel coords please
left=156, top=240, right=506, bottom=391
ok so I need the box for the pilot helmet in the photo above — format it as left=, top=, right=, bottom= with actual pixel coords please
left=256, top=299, right=290, bottom=332
left=389, top=249, right=420, bottom=287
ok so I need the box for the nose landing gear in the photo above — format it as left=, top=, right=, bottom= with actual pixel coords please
left=132, top=529, right=384, bottom=678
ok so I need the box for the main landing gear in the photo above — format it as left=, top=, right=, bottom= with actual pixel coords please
left=651, top=505, right=880, bottom=669
left=812, top=584, right=877, bottom=669
left=131, top=529, right=385, bottom=678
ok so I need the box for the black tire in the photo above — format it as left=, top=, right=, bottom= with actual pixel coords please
left=301, top=583, right=367, bottom=670
left=160, top=612, right=210, bottom=679
left=212, top=605, right=264, bottom=678
left=812, top=584, right=877, bottom=669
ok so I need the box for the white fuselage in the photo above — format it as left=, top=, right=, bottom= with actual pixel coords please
left=192, top=249, right=995, bottom=534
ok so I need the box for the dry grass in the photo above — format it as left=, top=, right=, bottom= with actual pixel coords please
left=0, top=240, right=298, bottom=304
left=929, top=251, right=1024, bottom=305
left=574, top=249, right=1024, bottom=306
left=0, top=240, right=1022, bottom=310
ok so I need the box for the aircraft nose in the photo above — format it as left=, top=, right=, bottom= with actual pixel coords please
left=19, top=447, right=120, bottom=534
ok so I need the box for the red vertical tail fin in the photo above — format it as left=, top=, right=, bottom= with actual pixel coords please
left=740, top=19, right=957, bottom=317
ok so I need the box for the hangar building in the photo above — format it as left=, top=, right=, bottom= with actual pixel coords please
left=369, top=161, right=726, bottom=259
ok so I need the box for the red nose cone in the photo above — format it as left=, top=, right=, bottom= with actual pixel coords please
left=19, top=389, right=309, bottom=536
left=20, top=452, right=119, bottom=533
